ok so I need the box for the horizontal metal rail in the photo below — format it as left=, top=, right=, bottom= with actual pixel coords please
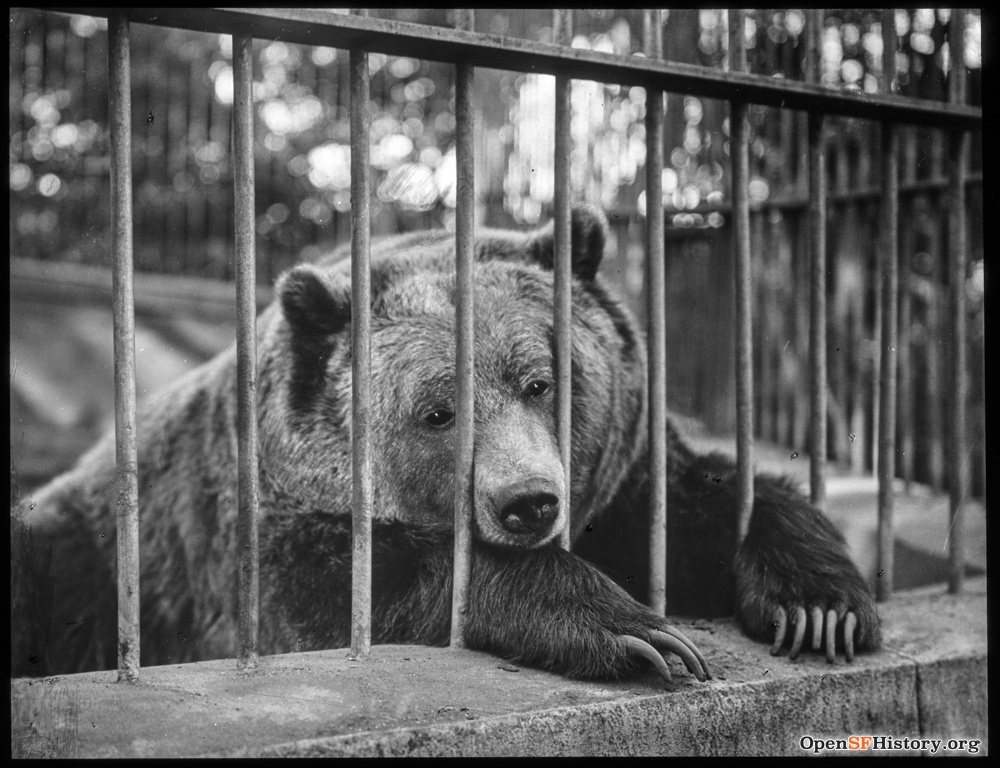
left=48, top=7, right=982, bottom=130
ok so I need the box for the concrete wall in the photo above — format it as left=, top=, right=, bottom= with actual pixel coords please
left=11, top=577, right=987, bottom=758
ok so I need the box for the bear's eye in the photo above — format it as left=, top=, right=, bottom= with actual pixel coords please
left=524, top=380, right=550, bottom=398
left=424, top=409, right=455, bottom=429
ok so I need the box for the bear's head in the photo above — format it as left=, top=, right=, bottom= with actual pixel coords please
left=267, top=205, right=647, bottom=550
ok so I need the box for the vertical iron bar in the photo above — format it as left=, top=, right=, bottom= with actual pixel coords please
left=870, top=99, right=885, bottom=480
left=876, top=122, right=899, bottom=602
left=553, top=9, right=573, bottom=551
left=870, top=231, right=881, bottom=478
left=806, top=10, right=827, bottom=507
left=108, top=11, right=140, bottom=684
left=807, top=111, right=827, bottom=507
left=875, top=10, right=900, bottom=602
left=644, top=9, right=667, bottom=615
left=881, top=8, right=898, bottom=94
left=805, top=9, right=823, bottom=84
left=925, top=212, right=944, bottom=493
left=233, top=32, right=259, bottom=672
left=805, top=31, right=830, bottom=460
left=898, top=206, right=914, bottom=493
left=451, top=9, right=476, bottom=647
left=349, top=39, right=373, bottom=658
left=615, top=218, right=630, bottom=299
left=729, top=9, right=754, bottom=539
left=947, top=9, right=969, bottom=595
left=899, top=36, right=918, bottom=496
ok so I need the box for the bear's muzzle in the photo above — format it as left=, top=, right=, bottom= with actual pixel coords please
left=493, top=477, right=561, bottom=537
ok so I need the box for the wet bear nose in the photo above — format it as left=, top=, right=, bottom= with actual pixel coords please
left=494, top=478, right=561, bottom=536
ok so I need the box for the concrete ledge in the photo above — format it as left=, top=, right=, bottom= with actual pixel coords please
left=11, top=576, right=986, bottom=757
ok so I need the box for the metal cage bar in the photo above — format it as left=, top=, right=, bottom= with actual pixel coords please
left=349, top=37, right=373, bottom=658
left=553, top=8, right=573, bottom=551
left=875, top=10, right=902, bottom=602
left=644, top=9, right=667, bottom=615
left=806, top=10, right=827, bottom=507
left=947, top=9, right=969, bottom=595
left=729, top=9, right=754, bottom=540
left=450, top=8, right=476, bottom=647
left=897, top=21, right=916, bottom=495
left=922, top=206, right=945, bottom=493
left=233, top=31, right=260, bottom=671
left=875, top=121, right=899, bottom=602
left=108, top=10, right=140, bottom=683
left=875, top=11, right=900, bottom=600
left=898, top=202, right=915, bottom=494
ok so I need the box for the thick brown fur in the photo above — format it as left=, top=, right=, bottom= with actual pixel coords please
left=13, top=205, right=879, bottom=679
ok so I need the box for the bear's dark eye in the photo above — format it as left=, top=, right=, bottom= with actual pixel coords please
left=424, top=409, right=455, bottom=429
left=524, top=380, right=550, bottom=398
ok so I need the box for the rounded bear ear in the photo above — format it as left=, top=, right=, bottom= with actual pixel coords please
left=277, top=265, right=352, bottom=337
left=527, top=203, right=608, bottom=282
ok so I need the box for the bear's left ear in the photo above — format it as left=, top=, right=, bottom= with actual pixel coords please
left=526, top=203, right=607, bottom=282
left=277, top=265, right=352, bottom=337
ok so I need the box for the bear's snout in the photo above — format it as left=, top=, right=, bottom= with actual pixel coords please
left=494, top=478, right=561, bottom=536
left=472, top=409, right=565, bottom=548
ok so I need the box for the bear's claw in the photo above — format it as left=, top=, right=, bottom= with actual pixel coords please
left=622, top=627, right=710, bottom=684
left=622, top=635, right=673, bottom=683
left=842, top=612, right=857, bottom=662
left=788, top=606, right=808, bottom=659
left=770, top=605, right=860, bottom=663
left=810, top=606, right=824, bottom=651
left=650, top=627, right=711, bottom=681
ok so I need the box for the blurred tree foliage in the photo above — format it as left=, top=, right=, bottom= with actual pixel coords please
left=9, top=8, right=981, bottom=280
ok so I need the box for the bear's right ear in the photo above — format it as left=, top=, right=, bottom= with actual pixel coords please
left=277, top=265, right=352, bottom=337
left=525, top=203, right=608, bottom=282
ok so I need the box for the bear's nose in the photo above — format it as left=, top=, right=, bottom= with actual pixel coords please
left=494, top=478, right=561, bottom=536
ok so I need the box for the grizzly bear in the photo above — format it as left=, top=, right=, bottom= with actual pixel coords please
left=12, top=205, right=879, bottom=682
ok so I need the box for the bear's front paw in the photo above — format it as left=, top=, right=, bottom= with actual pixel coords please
left=735, top=553, right=881, bottom=664
left=733, top=478, right=883, bottom=663
left=620, top=625, right=711, bottom=683
left=467, top=543, right=712, bottom=684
